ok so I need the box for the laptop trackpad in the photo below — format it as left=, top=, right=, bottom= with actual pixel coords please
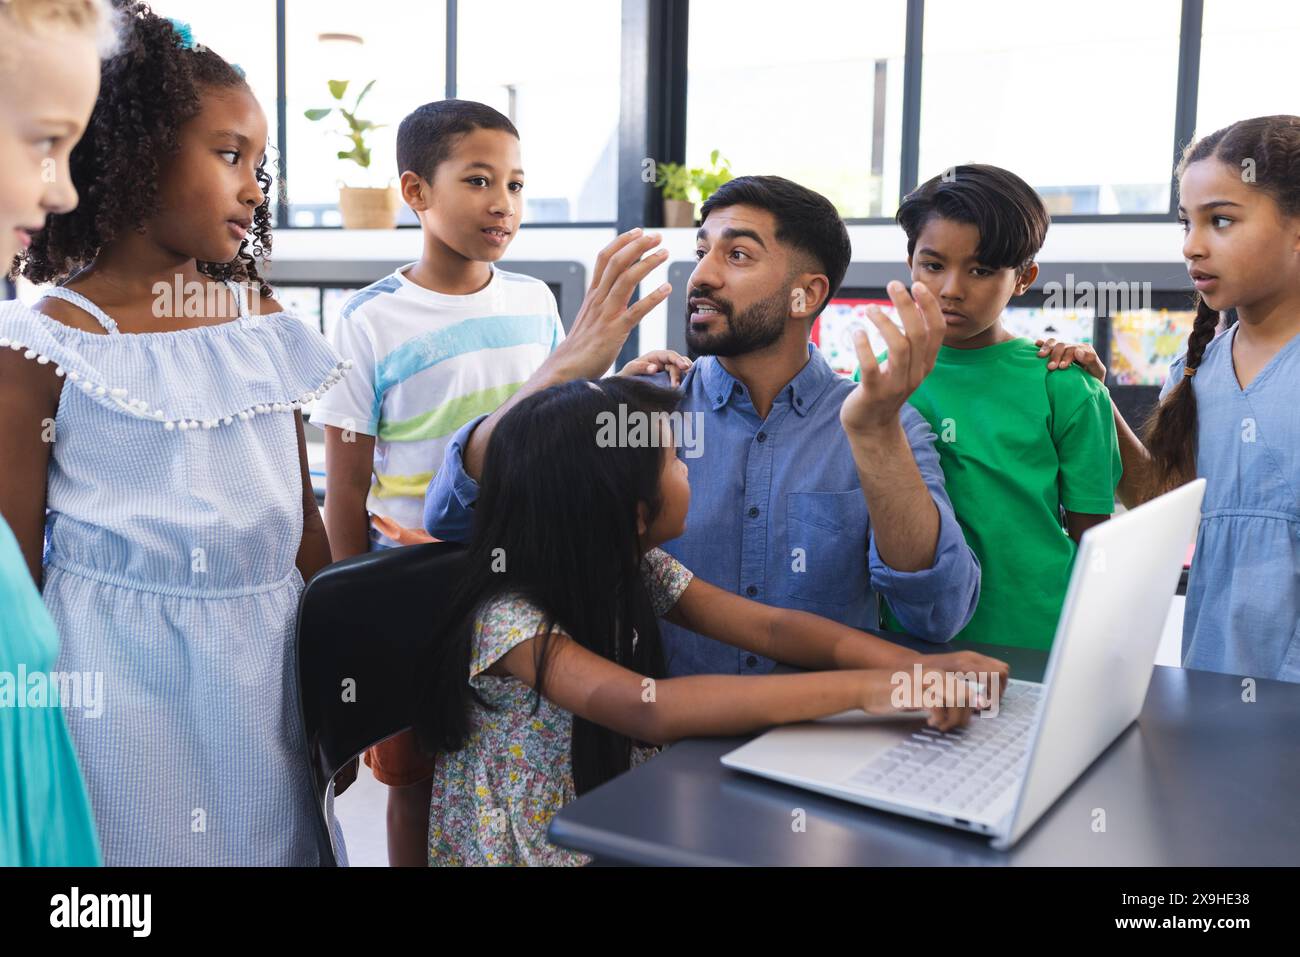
left=726, top=713, right=930, bottom=784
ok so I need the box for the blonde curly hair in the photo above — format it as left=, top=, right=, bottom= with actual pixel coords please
left=2, top=0, right=121, bottom=56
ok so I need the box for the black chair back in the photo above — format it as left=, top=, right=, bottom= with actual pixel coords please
left=295, top=541, right=468, bottom=864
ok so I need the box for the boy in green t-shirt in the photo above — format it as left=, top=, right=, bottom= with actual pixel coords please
left=856, top=164, right=1121, bottom=649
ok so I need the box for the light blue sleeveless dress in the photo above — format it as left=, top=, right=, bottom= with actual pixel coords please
left=0, top=284, right=352, bottom=865
left=1162, top=324, right=1300, bottom=682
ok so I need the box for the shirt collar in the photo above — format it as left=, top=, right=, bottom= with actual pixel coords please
left=697, top=342, right=836, bottom=416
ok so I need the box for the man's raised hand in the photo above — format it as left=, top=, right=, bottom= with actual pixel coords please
left=840, top=280, right=945, bottom=438
left=547, top=228, right=672, bottom=381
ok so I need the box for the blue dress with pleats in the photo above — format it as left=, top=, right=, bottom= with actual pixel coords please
left=0, top=285, right=352, bottom=865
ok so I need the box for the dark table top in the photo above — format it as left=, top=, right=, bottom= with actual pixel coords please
left=549, top=637, right=1300, bottom=865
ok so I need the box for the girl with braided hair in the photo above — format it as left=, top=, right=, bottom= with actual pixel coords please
left=1039, top=115, right=1300, bottom=683
left=0, top=1, right=348, bottom=863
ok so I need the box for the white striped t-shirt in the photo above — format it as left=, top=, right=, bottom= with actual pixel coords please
left=311, top=263, right=564, bottom=546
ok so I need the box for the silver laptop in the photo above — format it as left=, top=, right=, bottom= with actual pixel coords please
left=721, top=479, right=1205, bottom=850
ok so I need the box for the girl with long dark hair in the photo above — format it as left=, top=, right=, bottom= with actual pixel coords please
left=416, top=376, right=1008, bottom=865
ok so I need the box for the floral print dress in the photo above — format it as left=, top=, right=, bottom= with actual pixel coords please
left=428, top=547, right=694, bottom=866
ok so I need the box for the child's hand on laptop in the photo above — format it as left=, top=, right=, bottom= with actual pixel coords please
left=861, top=669, right=980, bottom=731
left=619, top=349, right=693, bottom=387
left=918, top=650, right=1010, bottom=710
left=1036, top=337, right=1106, bottom=381
left=867, top=650, right=1009, bottom=725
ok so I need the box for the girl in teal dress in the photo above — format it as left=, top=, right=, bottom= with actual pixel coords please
left=0, top=0, right=116, bottom=867
left=0, top=517, right=100, bottom=866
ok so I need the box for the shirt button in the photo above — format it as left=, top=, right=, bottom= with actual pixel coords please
left=746, top=585, right=758, bottom=596
left=733, top=383, right=742, bottom=395
left=746, top=655, right=759, bottom=668
left=756, top=432, right=767, bottom=443
left=748, top=506, right=759, bottom=518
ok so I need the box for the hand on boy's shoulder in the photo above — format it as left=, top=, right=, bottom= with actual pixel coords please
left=1037, top=339, right=1113, bottom=434
left=1043, top=358, right=1110, bottom=412
left=1036, top=337, right=1106, bottom=382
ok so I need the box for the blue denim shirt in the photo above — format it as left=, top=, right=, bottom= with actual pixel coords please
left=424, top=343, right=980, bottom=676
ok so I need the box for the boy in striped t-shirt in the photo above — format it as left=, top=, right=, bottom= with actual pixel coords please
left=314, top=100, right=562, bottom=865
left=315, top=101, right=563, bottom=554
left=315, top=257, right=563, bottom=549
left=315, top=99, right=687, bottom=865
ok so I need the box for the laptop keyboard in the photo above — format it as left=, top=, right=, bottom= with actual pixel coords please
left=844, top=680, right=1043, bottom=818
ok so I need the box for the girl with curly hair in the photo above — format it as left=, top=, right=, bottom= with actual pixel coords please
left=0, top=0, right=348, bottom=864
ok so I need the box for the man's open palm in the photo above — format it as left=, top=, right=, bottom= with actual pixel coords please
left=840, top=280, right=946, bottom=437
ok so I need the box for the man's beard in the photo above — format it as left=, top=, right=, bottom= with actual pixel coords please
left=684, top=286, right=790, bottom=358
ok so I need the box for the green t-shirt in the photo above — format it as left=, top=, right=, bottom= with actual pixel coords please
left=856, top=337, right=1121, bottom=649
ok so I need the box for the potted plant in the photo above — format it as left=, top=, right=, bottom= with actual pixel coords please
left=305, top=79, right=397, bottom=229
left=693, top=149, right=734, bottom=207
left=654, top=150, right=733, bottom=227
left=655, top=160, right=695, bottom=227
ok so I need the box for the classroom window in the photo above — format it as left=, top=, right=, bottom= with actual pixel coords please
left=455, top=0, right=620, bottom=224
left=1195, top=1, right=1300, bottom=140
left=917, top=0, right=1182, bottom=215
left=687, top=0, right=908, bottom=219
left=283, top=0, right=446, bottom=227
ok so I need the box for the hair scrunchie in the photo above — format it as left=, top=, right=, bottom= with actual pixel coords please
left=165, top=17, right=195, bottom=50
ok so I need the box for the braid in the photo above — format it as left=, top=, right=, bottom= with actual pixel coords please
left=1142, top=297, right=1219, bottom=493
left=1183, top=297, right=1220, bottom=375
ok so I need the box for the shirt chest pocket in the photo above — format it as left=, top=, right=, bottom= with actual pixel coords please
left=784, top=490, right=870, bottom=608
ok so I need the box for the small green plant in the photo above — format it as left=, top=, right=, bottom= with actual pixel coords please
left=693, top=150, right=733, bottom=203
left=655, top=161, right=694, bottom=202
left=304, top=79, right=384, bottom=171
left=654, top=150, right=733, bottom=203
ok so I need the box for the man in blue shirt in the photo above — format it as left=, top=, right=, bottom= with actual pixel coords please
left=424, top=175, right=980, bottom=676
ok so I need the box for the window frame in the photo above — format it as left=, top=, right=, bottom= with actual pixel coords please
left=274, top=0, right=621, bottom=229
left=267, top=0, right=1208, bottom=229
